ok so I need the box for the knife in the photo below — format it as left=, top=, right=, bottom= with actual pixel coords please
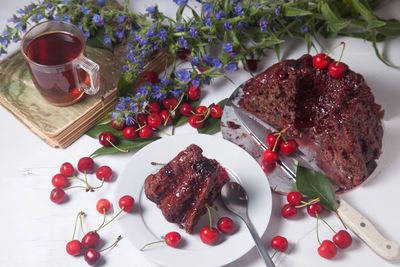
left=221, top=84, right=399, bottom=262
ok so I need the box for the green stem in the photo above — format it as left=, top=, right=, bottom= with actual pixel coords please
left=97, top=207, right=125, bottom=232
left=207, top=205, right=220, bottom=220
left=91, top=177, right=105, bottom=190
left=320, top=217, right=337, bottom=234
left=64, top=185, right=87, bottom=191
left=158, top=129, right=171, bottom=136
left=107, top=138, right=129, bottom=153
left=66, top=176, right=87, bottom=184
left=150, top=162, right=166, bottom=166
left=79, top=212, right=85, bottom=235
left=71, top=211, right=83, bottom=241
left=316, top=213, right=321, bottom=245
left=140, top=240, right=165, bottom=251
left=99, top=236, right=122, bottom=253
left=271, top=250, right=278, bottom=259
left=97, top=209, right=107, bottom=230
left=206, top=205, right=213, bottom=229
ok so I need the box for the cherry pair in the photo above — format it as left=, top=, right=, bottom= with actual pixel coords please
left=312, top=42, right=347, bottom=79
left=281, top=191, right=324, bottom=219
left=200, top=206, right=236, bottom=245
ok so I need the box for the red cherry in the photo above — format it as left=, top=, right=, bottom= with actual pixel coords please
left=286, top=191, right=303, bottom=206
left=260, top=160, right=276, bottom=173
left=281, top=204, right=297, bottom=218
left=263, top=149, right=279, bottom=163
left=122, top=126, right=137, bottom=139
left=188, top=84, right=201, bottom=100
left=77, top=157, right=95, bottom=173
left=179, top=103, right=194, bottom=116
left=165, top=232, right=182, bottom=248
left=145, top=71, right=159, bottom=83
left=163, top=97, right=178, bottom=110
left=110, top=119, right=125, bottom=130
left=178, top=48, right=190, bottom=60
left=96, top=165, right=113, bottom=182
left=145, top=102, right=161, bottom=114
left=200, top=226, right=220, bottom=245
left=217, top=217, right=235, bottom=234
left=139, top=125, right=154, bottom=138
left=147, top=113, right=162, bottom=128
left=60, top=162, right=74, bottom=177
left=210, top=105, right=223, bottom=118
left=136, top=113, right=148, bottom=127
left=96, top=198, right=111, bottom=214
left=328, top=61, right=347, bottom=79
left=119, top=195, right=134, bottom=212
left=82, top=231, right=100, bottom=248
left=318, top=240, right=337, bottom=259
left=271, top=236, right=288, bottom=252
left=197, top=67, right=208, bottom=73
left=246, top=59, right=257, bottom=72
left=84, top=248, right=100, bottom=265
left=195, top=105, right=208, bottom=116
left=66, top=240, right=82, bottom=256
left=188, top=115, right=204, bottom=128
left=159, top=109, right=172, bottom=125
left=333, top=230, right=352, bottom=249
left=307, top=203, right=324, bottom=217
left=50, top=188, right=65, bottom=203
left=266, top=132, right=282, bottom=149
left=281, top=140, right=297, bottom=156
left=52, top=174, right=69, bottom=188
left=312, top=53, right=332, bottom=69
left=99, top=131, right=116, bottom=147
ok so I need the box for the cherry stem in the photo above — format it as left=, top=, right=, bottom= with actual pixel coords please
left=199, top=108, right=211, bottom=123
left=71, top=211, right=84, bottom=241
left=64, top=185, right=88, bottom=191
left=67, top=176, right=87, bottom=184
left=98, top=235, right=122, bottom=253
left=107, top=138, right=129, bottom=153
left=150, top=162, right=166, bottom=166
left=91, top=177, right=105, bottom=190
left=316, top=212, right=321, bottom=245
left=172, top=91, right=185, bottom=113
left=140, top=240, right=165, bottom=251
left=79, top=212, right=85, bottom=235
left=158, top=128, right=171, bottom=136
left=206, top=205, right=213, bottom=229
left=96, top=206, right=125, bottom=232
left=163, top=112, right=172, bottom=127
left=336, top=42, right=346, bottom=65
left=97, top=209, right=107, bottom=230
left=325, top=41, right=345, bottom=58
left=319, top=217, right=337, bottom=234
left=272, top=134, right=281, bottom=152
left=295, top=197, right=320, bottom=208
left=271, top=250, right=278, bottom=259
left=207, top=205, right=220, bottom=220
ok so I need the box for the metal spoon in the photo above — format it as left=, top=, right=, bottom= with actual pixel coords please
left=221, top=181, right=276, bottom=267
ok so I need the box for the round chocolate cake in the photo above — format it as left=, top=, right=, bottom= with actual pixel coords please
left=241, top=54, right=384, bottom=191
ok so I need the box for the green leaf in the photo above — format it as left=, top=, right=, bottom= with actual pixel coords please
left=86, top=28, right=113, bottom=52
left=86, top=123, right=122, bottom=139
left=375, top=18, right=400, bottom=37
left=296, top=166, right=338, bottom=212
left=90, top=137, right=161, bottom=157
left=197, top=98, right=228, bottom=135
left=176, top=4, right=185, bottom=22
left=283, top=7, right=312, bottom=17
left=263, top=38, right=284, bottom=47
left=368, top=19, right=386, bottom=29
left=117, top=74, right=135, bottom=97
left=320, top=3, right=350, bottom=32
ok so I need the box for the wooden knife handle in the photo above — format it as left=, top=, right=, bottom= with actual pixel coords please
left=337, top=198, right=399, bottom=261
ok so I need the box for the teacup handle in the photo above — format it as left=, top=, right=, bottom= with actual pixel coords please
left=73, top=56, right=100, bottom=95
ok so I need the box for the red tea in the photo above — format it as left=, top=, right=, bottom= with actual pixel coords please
left=25, top=31, right=88, bottom=106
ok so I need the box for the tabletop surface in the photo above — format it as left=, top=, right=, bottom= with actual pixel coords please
left=1, top=1, right=400, bottom=267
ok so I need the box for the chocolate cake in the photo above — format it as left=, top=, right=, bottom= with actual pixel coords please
left=144, top=144, right=229, bottom=233
left=241, top=54, right=384, bottom=191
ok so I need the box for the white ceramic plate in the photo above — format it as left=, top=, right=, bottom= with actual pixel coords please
left=114, top=134, right=272, bottom=267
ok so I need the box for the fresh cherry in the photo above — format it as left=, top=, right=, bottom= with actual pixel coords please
left=307, top=203, right=324, bottom=217
left=163, top=97, right=178, bottom=110
left=99, top=132, right=116, bottom=147
left=52, top=174, right=68, bottom=188
left=281, top=204, right=297, bottom=218
left=210, top=105, right=222, bottom=118
left=119, top=195, right=134, bottom=212
left=312, top=53, right=332, bottom=69
left=50, top=188, right=65, bottom=203
left=188, top=115, right=204, bottom=128
left=281, top=140, right=297, bottom=156
left=318, top=240, right=337, bottom=259
left=96, top=198, right=111, bottom=214
left=179, top=103, right=194, bottom=116
left=136, top=113, right=148, bottom=127
left=60, top=162, right=74, bottom=177
left=246, top=59, right=257, bottom=72
left=329, top=61, right=347, bottom=79
left=165, top=232, right=182, bottom=248
left=333, top=230, right=352, bottom=249
left=159, top=109, right=172, bottom=125
left=122, top=126, right=137, bottom=139
left=200, top=226, right=219, bottom=245
left=66, top=240, right=82, bottom=256
left=82, top=231, right=100, bottom=248
left=266, top=132, right=282, bottom=149
left=188, top=84, right=201, bottom=100
left=145, top=71, right=159, bottom=83
left=195, top=105, right=208, bottom=116
left=145, top=102, right=161, bottom=114
left=77, top=157, right=95, bottom=173
left=217, top=217, right=235, bottom=234
left=96, top=165, right=113, bottom=182
left=110, top=119, right=125, bottom=130
left=260, top=160, right=276, bottom=173
left=147, top=113, right=162, bottom=128
left=263, top=149, right=279, bottom=163
left=286, top=191, right=303, bottom=206
left=139, top=125, right=154, bottom=138
left=197, top=67, right=208, bottom=73
left=271, top=236, right=288, bottom=252
left=84, top=248, right=100, bottom=265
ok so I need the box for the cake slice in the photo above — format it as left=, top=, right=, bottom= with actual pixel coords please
left=144, top=144, right=229, bottom=233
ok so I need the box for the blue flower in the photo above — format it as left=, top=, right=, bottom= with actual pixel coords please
left=37, top=14, right=44, bottom=21
left=12, top=35, right=19, bottom=43
left=125, top=115, right=135, bottom=126
left=260, top=18, right=268, bottom=32
left=130, top=102, right=138, bottom=113
left=139, top=49, right=147, bottom=58
left=114, top=29, right=124, bottom=40
left=139, top=38, right=148, bottom=46
left=116, top=14, right=125, bottom=23
left=223, top=43, right=233, bottom=53
left=83, top=30, right=90, bottom=39
left=104, top=35, right=111, bottom=45
left=45, top=2, right=53, bottom=9
left=223, top=21, right=232, bottom=31
left=203, top=3, right=212, bottom=14
left=171, top=89, right=183, bottom=98
left=151, top=85, right=164, bottom=99
left=212, top=58, right=222, bottom=68
left=92, top=14, right=104, bottom=26
left=146, top=6, right=156, bottom=14
left=146, top=26, right=156, bottom=37
left=15, top=23, right=24, bottom=30
left=62, top=0, right=69, bottom=4
left=301, top=25, right=308, bottom=32
left=136, top=86, right=148, bottom=96
left=235, top=3, right=244, bottom=16
left=191, top=76, right=201, bottom=88
left=8, top=17, right=20, bottom=23
left=0, top=37, right=9, bottom=46
left=275, top=4, right=280, bottom=15
left=62, top=13, right=71, bottom=23
left=177, top=36, right=188, bottom=49
left=203, top=55, right=213, bottom=65
left=16, top=8, right=25, bottom=15
left=176, top=69, right=191, bottom=82
left=97, top=0, right=105, bottom=6
left=80, top=6, right=90, bottom=15
left=160, top=28, right=167, bottom=41
left=253, top=3, right=261, bottom=7
left=237, top=21, right=248, bottom=30
left=2, top=29, right=10, bottom=36
left=191, top=56, right=199, bottom=67
left=204, top=76, right=211, bottom=85
left=188, top=27, right=198, bottom=38
left=115, top=102, right=125, bottom=111
left=225, top=61, right=237, bottom=72
left=176, top=24, right=184, bottom=32
left=173, top=0, right=188, bottom=6
left=214, top=10, right=225, bottom=19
